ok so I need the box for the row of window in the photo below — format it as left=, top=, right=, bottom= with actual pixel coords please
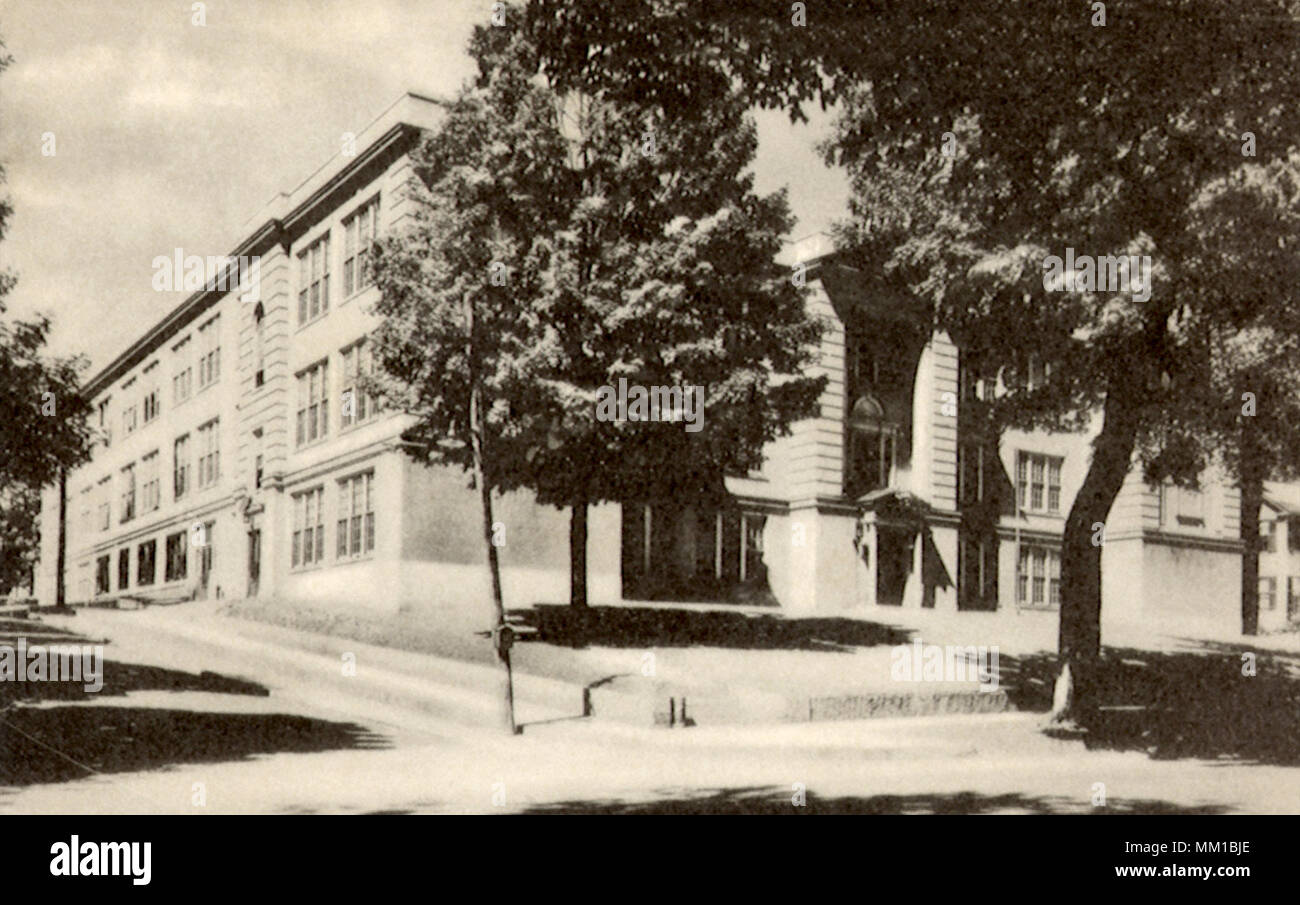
left=81, top=420, right=220, bottom=532
left=94, top=526, right=209, bottom=595
left=90, top=197, right=376, bottom=458
left=291, top=471, right=375, bottom=568
left=295, top=338, right=377, bottom=447
left=94, top=315, right=221, bottom=449
left=297, top=196, right=379, bottom=327
left=957, top=535, right=1061, bottom=609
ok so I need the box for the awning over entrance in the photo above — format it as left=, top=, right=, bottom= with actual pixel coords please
left=854, top=487, right=932, bottom=527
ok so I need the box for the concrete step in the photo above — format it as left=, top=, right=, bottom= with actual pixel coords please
left=586, top=675, right=1012, bottom=727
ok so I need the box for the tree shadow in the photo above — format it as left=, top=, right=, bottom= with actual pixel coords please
left=518, top=786, right=1229, bottom=814
left=0, top=621, right=269, bottom=707
left=510, top=605, right=912, bottom=651
left=997, top=641, right=1300, bottom=765
left=0, top=658, right=268, bottom=707
left=0, top=706, right=388, bottom=786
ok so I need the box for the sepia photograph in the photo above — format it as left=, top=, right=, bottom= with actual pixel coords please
left=0, top=0, right=1292, bottom=882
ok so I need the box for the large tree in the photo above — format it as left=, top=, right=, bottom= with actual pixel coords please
left=376, top=22, right=823, bottom=616
left=512, top=0, right=1300, bottom=718
left=1172, top=154, right=1300, bottom=635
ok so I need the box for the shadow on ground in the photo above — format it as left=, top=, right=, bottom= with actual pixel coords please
left=0, top=626, right=267, bottom=708
left=514, top=787, right=1228, bottom=815
left=0, top=620, right=382, bottom=788
left=513, top=605, right=911, bottom=651
left=999, top=640, right=1300, bottom=765
left=0, top=706, right=388, bottom=786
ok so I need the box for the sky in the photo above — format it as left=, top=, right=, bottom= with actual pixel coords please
left=0, top=0, right=849, bottom=375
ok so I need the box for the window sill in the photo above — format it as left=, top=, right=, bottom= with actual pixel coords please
left=295, top=434, right=332, bottom=453
left=295, top=312, right=329, bottom=333
left=341, top=284, right=376, bottom=307
left=338, top=417, right=378, bottom=435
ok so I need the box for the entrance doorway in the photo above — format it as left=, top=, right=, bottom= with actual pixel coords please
left=875, top=525, right=915, bottom=606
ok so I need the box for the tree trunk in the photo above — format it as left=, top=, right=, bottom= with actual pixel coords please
left=570, top=502, right=588, bottom=607
left=1240, top=410, right=1264, bottom=636
left=1049, top=390, right=1141, bottom=728
left=55, top=467, right=67, bottom=608
left=466, top=294, right=517, bottom=735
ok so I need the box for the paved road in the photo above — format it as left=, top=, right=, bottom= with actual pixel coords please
left=2, top=606, right=1298, bottom=814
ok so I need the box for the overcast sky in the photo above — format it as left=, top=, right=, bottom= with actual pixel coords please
left=0, top=0, right=848, bottom=375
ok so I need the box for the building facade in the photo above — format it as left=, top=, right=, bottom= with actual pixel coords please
left=622, top=234, right=1245, bottom=633
left=34, top=93, right=1262, bottom=636
left=34, top=93, right=621, bottom=621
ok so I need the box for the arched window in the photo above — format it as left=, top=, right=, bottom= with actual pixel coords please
left=847, top=394, right=896, bottom=498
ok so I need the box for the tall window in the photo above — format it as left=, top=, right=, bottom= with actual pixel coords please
left=292, top=486, right=325, bottom=567
left=95, top=555, right=110, bottom=595
left=298, top=233, right=331, bottom=323
left=197, top=420, right=220, bottom=488
left=254, top=303, right=266, bottom=388
left=173, top=336, right=192, bottom=403
left=1262, top=519, right=1277, bottom=553
left=141, top=451, right=161, bottom=512
left=1260, top=576, right=1277, bottom=611
left=117, top=547, right=131, bottom=590
left=1016, top=452, right=1062, bottom=514
left=253, top=428, right=264, bottom=490
left=1017, top=544, right=1061, bottom=608
left=142, top=362, right=160, bottom=423
left=97, top=397, right=112, bottom=446
left=119, top=463, right=136, bottom=523
left=958, top=443, right=994, bottom=506
left=173, top=434, right=191, bottom=499
left=97, top=477, right=111, bottom=530
left=137, top=539, right=157, bottom=586
left=296, top=360, right=329, bottom=446
left=340, top=340, right=374, bottom=428
left=165, top=531, right=187, bottom=582
left=143, top=390, right=160, bottom=423
left=959, top=531, right=998, bottom=608
left=337, top=471, right=374, bottom=558
left=343, top=197, right=379, bottom=297
left=123, top=403, right=138, bottom=436
left=197, top=316, right=221, bottom=389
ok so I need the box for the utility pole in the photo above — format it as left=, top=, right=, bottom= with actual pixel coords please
left=465, top=290, right=518, bottom=735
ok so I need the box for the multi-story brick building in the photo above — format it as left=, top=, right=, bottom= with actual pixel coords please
left=34, top=92, right=1259, bottom=635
